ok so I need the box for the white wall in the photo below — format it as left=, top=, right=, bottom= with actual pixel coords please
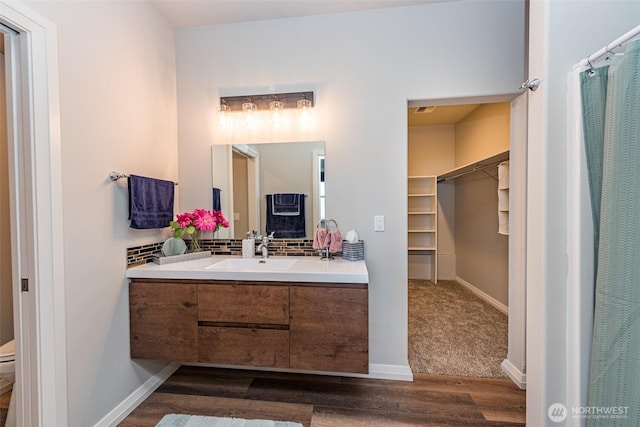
left=176, top=1, right=525, bottom=371
left=527, top=1, right=640, bottom=425
left=454, top=103, right=510, bottom=306
left=23, top=1, right=178, bottom=426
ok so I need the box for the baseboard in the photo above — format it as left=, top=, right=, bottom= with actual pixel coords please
left=368, top=363, right=414, bottom=381
left=501, top=358, right=526, bottom=389
left=94, top=361, right=181, bottom=427
left=454, top=276, right=508, bottom=315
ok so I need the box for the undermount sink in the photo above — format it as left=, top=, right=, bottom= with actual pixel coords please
left=206, top=257, right=297, bottom=271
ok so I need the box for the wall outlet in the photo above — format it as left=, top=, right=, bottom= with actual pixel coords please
left=374, top=215, right=385, bottom=232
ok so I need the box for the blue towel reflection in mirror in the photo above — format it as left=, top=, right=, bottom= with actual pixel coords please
left=128, top=174, right=174, bottom=229
left=266, top=193, right=305, bottom=238
left=212, top=187, right=222, bottom=211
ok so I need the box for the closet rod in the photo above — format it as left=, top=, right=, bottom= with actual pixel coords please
left=576, top=24, right=640, bottom=68
left=437, top=161, right=501, bottom=183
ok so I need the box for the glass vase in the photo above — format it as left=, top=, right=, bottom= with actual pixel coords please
left=190, top=229, right=202, bottom=252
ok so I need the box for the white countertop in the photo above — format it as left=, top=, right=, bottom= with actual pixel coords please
left=126, top=255, right=369, bottom=284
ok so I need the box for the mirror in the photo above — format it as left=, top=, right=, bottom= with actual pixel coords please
left=211, top=141, right=325, bottom=239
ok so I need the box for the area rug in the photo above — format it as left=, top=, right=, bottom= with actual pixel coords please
left=408, top=279, right=508, bottom=378
left=155, top=414, right=303, bottom=427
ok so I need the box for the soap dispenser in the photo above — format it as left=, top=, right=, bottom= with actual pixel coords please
left=242, top=232, right=255, bottom=258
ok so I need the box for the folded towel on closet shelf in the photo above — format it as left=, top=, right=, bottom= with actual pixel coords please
left=498, top=211, right=509, bottom=235
left=128, top=174, right=174, bottom=229
left=272, top=193, right=301, bottom=216
left=498, top=161, right=510, bottom=190
left=498, top=189, right=509, bottom=211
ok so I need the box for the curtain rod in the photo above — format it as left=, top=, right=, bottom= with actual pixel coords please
left=576, top=24, right=640, bottom=69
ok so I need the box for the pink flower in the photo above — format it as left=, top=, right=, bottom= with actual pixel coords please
left=214, top=210, right=230, bottom=228
left=193, top=209, right=218, bottom=231
left=175, top=212, right=194, bottom=228
left=171, top=209, right=229, bottom=237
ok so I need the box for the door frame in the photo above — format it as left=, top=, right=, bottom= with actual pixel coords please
left=406, top=92, right=527, bottom=388
left=0, top=2, right=67, bottom=426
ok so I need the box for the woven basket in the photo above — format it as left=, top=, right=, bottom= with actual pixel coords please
left=342, top=240, right=364, bottom=262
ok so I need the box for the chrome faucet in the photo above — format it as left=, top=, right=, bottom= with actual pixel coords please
left=257, top=232, right=274, bottom=259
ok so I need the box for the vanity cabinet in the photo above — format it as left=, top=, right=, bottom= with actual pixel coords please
left=128, top=279, right=368, bottom=374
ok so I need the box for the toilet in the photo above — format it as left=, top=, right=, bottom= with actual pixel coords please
left=0, top=339, right=15, bottom=427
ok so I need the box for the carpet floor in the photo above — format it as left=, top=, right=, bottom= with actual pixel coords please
left=408, top=279, right=508, bottom=379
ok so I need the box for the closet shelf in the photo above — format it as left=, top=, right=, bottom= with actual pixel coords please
left=437, top=150, right=509, bottom=182
left=407, top=175, right=437, bottom=282
left=408, top=246, right=436, bottom=252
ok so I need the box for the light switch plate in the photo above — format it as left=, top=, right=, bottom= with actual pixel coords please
left=374, top=215, right=385, bottom=232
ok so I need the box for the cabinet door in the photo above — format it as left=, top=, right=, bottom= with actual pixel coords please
left=129, top=281, right=198, bottom=361
left=290, top=285, right=368, bottom=373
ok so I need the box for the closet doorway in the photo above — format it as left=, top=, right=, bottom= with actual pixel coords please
left=407, top=94, right=527, bottom=387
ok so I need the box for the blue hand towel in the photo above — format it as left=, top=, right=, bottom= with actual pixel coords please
left=266, top=194, right=306, bottom=238
left=212, top=187, right=221, bottom=211
left=128, top=175, right=174, bottom=229
left=272, top=193, right=300, bottom=216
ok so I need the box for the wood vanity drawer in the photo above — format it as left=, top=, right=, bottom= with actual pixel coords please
left=198, top=283, right=289, bottom=325
left=198, top=326, right=289, bottom=368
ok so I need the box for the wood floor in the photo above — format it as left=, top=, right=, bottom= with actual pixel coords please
left=0, top=389, right=10, bottom=427
left=119, top=366, right=525, bottom=426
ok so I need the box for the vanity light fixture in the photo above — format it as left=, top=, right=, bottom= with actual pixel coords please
left=296, top=98, right=312, bottom=110
left=220, top=91, right=314, bottom=112
left=242, top=101, right=258, bottom=128
left=270, top=99, right=285, bottom=128
left=297, top=97, right=313, bottom=129
left=219, top=91, right=314, bottom=130
left=218, top=102, right=231, bottom=128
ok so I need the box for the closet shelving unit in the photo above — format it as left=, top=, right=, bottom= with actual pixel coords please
left=408, top=175, right=437, bottom=283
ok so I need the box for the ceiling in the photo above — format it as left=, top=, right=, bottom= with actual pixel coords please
left=408, top=104, right=480, bottom=127
left=148, top=0, right=444, bottom=28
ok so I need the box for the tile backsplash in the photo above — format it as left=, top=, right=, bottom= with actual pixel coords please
left=127, top=238, right=322, bottom=267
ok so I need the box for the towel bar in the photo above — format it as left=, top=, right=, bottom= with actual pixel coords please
left=109, top=171, right=178, bottom=185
